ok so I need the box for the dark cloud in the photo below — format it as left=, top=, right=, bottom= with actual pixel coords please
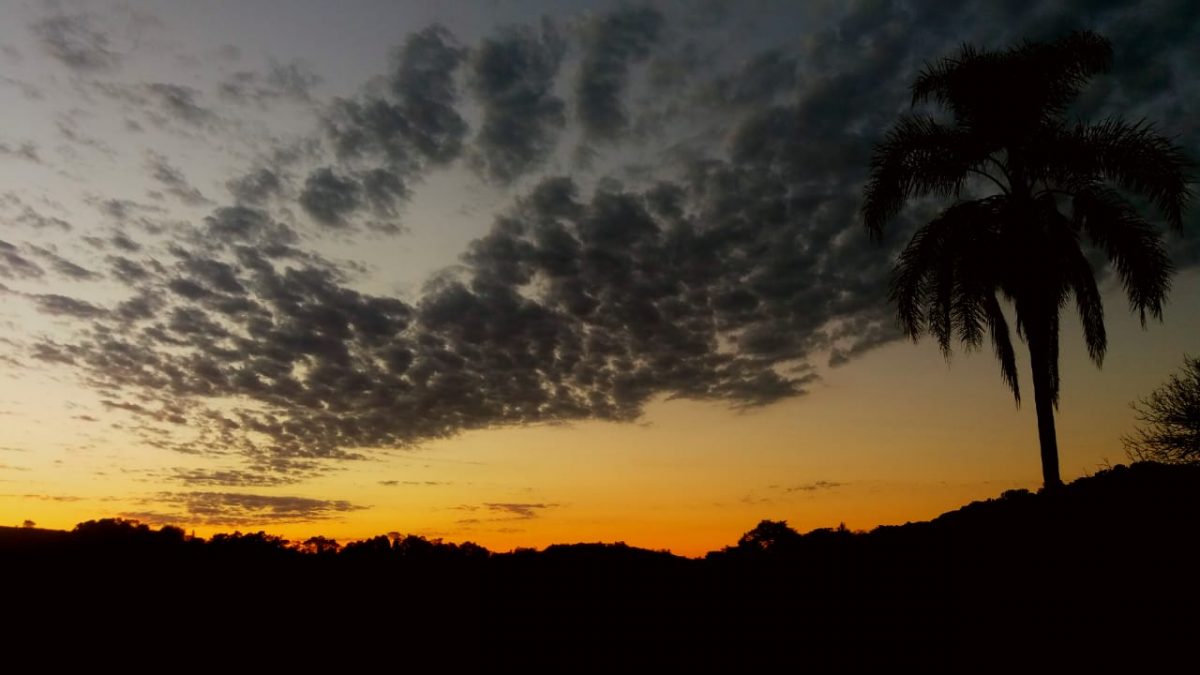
left=388, top=25, right=468, bottom=164
left=36, top=251, right=416, bottom=459
left=575, top=7, right=664, bottom=141
left=96, top=82, right=217, bottom=129
left=0, top=240, right=45, bottom=279
left=299, top=167, right=361, bottom=227
left=266, top=61, right=320, bottom=100
left=322, top=97, right=407, bottom=165
left=359, top=168, right=409, bottom=221
left=31, top=12, right=119, bottom=71
left=219, top=59, right=321, bottom=106
left=828, top=314, right=902, bottom=367
left=202, top=205, right=298, bottom=253
left=37, top=171, right=868, bottom=463
left=314, top=25, right=466, bottom=228
left=107, top=256, right=154, bottom=284
left=144, top=83, right=216, bottom=127
left=469, top=20, right=567, bottom=182
left=323, top=26, right=467, bottom=166
left=484, top=502, right=556, bottom=519
left=114, top=290, right=165, bottom=322
left=14, top=206, right=71, bottom=231
left=91, top=197, right=167, bottom=224
left=708, top=48, right=798, bottom=106
left=226, top=168, right=283, bottom=206
left=28, top=245, right=101, bottom=281
left=110, top=232, right=142, bottom=252
left=146, top=152, right=211, bottom=206
left=29, top=340, right=79, bottom=366
left=123, top=491, right=365, bottom=526
left=56, top=119, right=115, bottom=157
left=29, top=294, right=107, bottom=319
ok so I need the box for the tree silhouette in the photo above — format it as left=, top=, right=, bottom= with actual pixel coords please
left=300, top=535, right=342, bottom=555
left=1124, top=355, right=1200, bottom=464
left=735, top=519, right=803, bottom=553
left=863, top=31, right=1193, bottom=488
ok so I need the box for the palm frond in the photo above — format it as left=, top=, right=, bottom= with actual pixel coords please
left=1054, top=119, right=1194, bottom=230
left=951, top=280, right=986, bottom=350
left=862, top=116, right=980, bottom=238
left=912, top=31, right=1112, bottom=139
left=911, top=44, right=979, bottom=109
left=950, top=213, right=1003, bottom=351
left=1022, top=31, right=1112, bottom=119
left=890, top=198, right=1003, bottom=352
left=983, top=293, right=1020, bottom=405
left=1063, top=243, right=1107, bottom=366
left=1073, top=183, right=1174, bottom=324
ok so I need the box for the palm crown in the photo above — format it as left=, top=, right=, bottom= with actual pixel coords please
left=862, top=31, right=1193, bottom=488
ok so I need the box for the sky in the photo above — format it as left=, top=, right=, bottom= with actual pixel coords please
left=0, top=0, right=1196, bottom=556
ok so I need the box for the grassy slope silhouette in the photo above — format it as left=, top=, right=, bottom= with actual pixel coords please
left=5, top=462, right=1197, bottom=669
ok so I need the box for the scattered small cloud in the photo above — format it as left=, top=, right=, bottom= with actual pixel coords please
left=169, top=468, right=303, bottom=488
left=219, top=59, right=321, bottom=106
left=28, top=294, right=107, bottom=319
left=786, top=480, right=844, bottom=493
left=122, top=491, right=366, bottom=526
left=0, top=76, right=44, bottom=100
left=0, top=141, right=42, bottom=164
left=31, top=12, right=120, bottom=72
left=483, top=502, right=557, bottom=519
left=145, top=151, right=211, bottom=206
left=0, top=241, right=46, bottom=279
left=27, top=245, right=101, bottom=281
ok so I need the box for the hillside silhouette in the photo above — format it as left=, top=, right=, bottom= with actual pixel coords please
left=5, top=462, right=1197, bottom=670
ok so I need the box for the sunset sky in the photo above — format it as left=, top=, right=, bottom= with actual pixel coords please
left=0, top=0, right=1196, bottom=556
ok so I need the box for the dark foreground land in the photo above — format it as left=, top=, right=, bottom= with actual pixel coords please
left=5, top=462, right=1198, bottom=670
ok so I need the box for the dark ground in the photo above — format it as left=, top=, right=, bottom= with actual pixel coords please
left=5, top=462, right=1197, bottom=671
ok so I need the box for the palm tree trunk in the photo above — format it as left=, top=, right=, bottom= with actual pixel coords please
left=1027, top=333, right=1063, bottom=490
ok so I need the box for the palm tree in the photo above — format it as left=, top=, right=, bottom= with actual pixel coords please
left=862, top=31, right=1193, bottom=489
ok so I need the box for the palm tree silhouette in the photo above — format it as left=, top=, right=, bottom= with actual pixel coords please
left=862, top=31, right=1193, bottom=488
